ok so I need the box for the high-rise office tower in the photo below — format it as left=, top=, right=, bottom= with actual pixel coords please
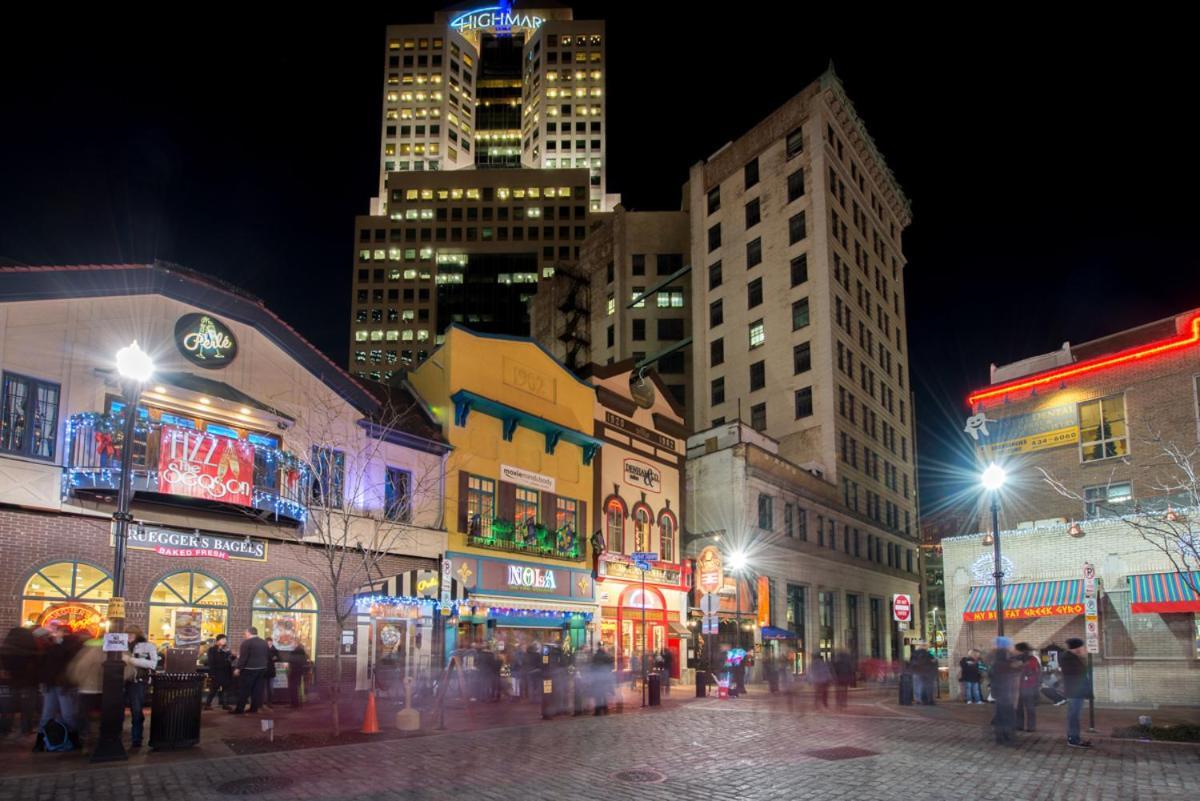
left=351, top=4, right=615, bottom=381
left=688, top=68, right=917, bottom=538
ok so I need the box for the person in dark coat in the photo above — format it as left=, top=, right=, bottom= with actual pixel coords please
left=1060, top=638, right=1093, bottom=747
left=287, top=644, right=309, bottom=709
left=1014, top=642, right=1041, bottom=732
left=660, top=648, right=673, bottom=696
left=590, top=646, right=613, bottom=715
left=230, top=627, right=270, bottom=714
left=987, top=637, right=1020, bottom=745
left=832, top=650, right=855, bottom=709
left=0, top=627, right=40, bottom=737
left=203, top=634, right=234, bottom=710
left=36, top=629, right=83, bottom=745
left=262, top=638, right=280, bottom=711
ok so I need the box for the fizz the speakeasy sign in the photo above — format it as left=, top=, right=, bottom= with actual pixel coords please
left=174, top=313, right=238, bottom=369
left=127, top=525, right=268, bottom=561
left=159, top=425, right=254, bottom=507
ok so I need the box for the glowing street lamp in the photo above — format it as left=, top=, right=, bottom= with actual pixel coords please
left=980, top=463, right=1007, bottom=638
left=93, top=342, right=155, bottom=763
left=727, top=550, right=748, bottom=654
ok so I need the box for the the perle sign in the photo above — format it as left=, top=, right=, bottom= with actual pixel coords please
left=450, top=6, right=545, bottom=33
left=174, top=313, right=238, bottom=369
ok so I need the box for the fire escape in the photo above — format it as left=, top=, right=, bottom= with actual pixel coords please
left=555, top=263, right=591, bottom=371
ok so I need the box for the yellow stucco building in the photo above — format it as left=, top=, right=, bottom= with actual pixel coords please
left=408, top=326, right=601, bottom=656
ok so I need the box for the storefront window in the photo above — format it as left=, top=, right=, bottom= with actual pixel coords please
left=555, top=498, right=577, bottom=533
left=659, top=514, right=675, bottom=562
left=787, top=584, right=806, bottom=673
left=252, top=578, right=318, bottom=657
left=148, top=571, right=229, bottom=650
left=605, top=499, right=624, bottom=554
left=20, top=561, right=112, bottom=635
left=870, top=597, right=882, bottom=658
left=515, top=486, right=539, bottom=525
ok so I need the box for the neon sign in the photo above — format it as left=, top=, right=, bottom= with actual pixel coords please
left=507, top=564, right=558, bottom=590
left=450, top=5, right=545, bottom=34
left=968, top=314, right=1200, bottom=406
left=174, top=313, right=238, bottom=369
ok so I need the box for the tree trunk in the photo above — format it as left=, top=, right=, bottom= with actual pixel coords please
left=332, top=646, right=343, bottom=737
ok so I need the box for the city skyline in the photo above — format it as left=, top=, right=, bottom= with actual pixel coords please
left=2, top=5, right=1199, bottom=505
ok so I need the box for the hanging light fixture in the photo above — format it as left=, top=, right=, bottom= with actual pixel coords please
left=1166, top=506, right=1181, bottom=523
left=1068, top=521, right=1085, bottom=538
left=982, top=532, right=994, bottom=546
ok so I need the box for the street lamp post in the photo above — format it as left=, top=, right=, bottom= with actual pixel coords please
left=981, top=464, right=1007, bottom=638
left=92, top=341, right=154, bottom=763
left=728, top=550, right=747, bottom=682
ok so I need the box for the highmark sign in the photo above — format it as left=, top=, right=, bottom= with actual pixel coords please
left=450, top=6, right=545, bottom=33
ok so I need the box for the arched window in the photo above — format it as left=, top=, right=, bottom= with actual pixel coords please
left=252, top=578, right=319, bottom=657
left=148, top=571, right=229, bottom=650
left=659, top=512, right=676, bottom=563
left=605, top=498, right=625, bottom=554
left=20, top=561, right=112, bottom=635
left=633, top=505, right=652, bottom=553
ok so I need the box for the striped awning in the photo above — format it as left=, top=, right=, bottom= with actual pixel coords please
left=1129, top=572, right=1200, bottom=613
left=962, top=580, right=1084, bottom=622
left=359, top=569, right=469, bottom=602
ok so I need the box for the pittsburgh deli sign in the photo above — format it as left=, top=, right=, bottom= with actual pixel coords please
left=174, top=313, right=238, bottom=369
left=125, top=526, right=268, bottom=561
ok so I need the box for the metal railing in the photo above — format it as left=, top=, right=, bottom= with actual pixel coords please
left=466, top=516, right=584, bottom=561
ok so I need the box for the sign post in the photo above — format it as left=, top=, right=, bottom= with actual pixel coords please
left=632, top=552, right=657, bottom=706
left=1083, top=562, right=1098, bottom=732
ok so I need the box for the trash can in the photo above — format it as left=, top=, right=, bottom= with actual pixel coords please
left=149, top=672, right=204, bottom=750
left=647, top=672, right=661, bottom=706
left=898, top=672, right=914, bottom=706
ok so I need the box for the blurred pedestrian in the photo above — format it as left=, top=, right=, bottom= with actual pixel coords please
left=230, top=627, right=269, bottom=715
left=959, top=649, right=983, bottom=704
left=0, top=626, right=40, bottom=738
left=263, top=637, right=279, bottom=711
left=123, top=628, right=157, bottom=748
left=203, top=634, right=233, bottom=710
left=35, top=628, right=81, bottom=750
left=67, top=633, right=105, bottom=744
left=1014, top=642, right=1040, bottom=732
left=810, top=655, right=831, bottom=709
left=591, top=645, right=613, bottom=715
left=1060, top=638, right=1093, bottom=748
left=287, top=644, right=309, bottom=709
left=986, top=636, right=1020, bottom=745
left=832, top=650, right=854, bottom=709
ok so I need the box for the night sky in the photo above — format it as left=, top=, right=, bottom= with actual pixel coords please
left=3, top=7, right=1198, bottom=510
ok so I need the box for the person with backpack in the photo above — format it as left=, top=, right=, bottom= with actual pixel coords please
left=123, top=628, right=158, bottom=748
left=35, top=628, right=82, bottom=751
left=67, top=634, right=105, bottom=745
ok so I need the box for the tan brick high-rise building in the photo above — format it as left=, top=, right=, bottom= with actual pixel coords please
left=687, top=68, right=917, bottom=541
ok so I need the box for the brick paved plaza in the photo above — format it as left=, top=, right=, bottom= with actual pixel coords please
left=1, top=692, right=1196, bottom=801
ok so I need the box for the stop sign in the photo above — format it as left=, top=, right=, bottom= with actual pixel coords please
left=893, top=594, right=912, bottom=623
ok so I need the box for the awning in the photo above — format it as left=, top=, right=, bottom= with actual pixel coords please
left=1129, top=571, right=1200, bottom=613
left=465, top=594, right=597, bottom=616
left=962, top=580, right=1083, bottom=622
left=667, top=621, right=691, bottom=636
left=357, top=569, right=469, bottom=603
left=760, top=625, right=798, bottom=641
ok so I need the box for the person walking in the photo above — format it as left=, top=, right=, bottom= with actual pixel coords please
left=262, top=637, right=280, bottom=711
left=230, top=627, right=270, bottom=715
left=1060, top=638, right=1093, bottom=748
left=832, top=650, right=854, bottom=709
left=203, top=634, right=234, bottom=710
left=287, top=644, right=309, bottom=709
left=1014, top=642, right=1041, bottom=733
left=123, top=628, right=158, bottom=748
left=0, top=626, right=40, bottom=738
left=67, top=634, right=105, bottom=745
left=959, top=649, right=983, bottom=704
left=986, top=636, right=1020, bottom=745
left=809, top=654, right=831, bottom=709
left=591, top=645, right=613, bottom=715
left=34, top=628, right=82, bottom=750
left=660, top=648, right=673, bottom=697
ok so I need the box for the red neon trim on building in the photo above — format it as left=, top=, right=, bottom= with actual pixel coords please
left=968, top=315, right=1200, bottom=406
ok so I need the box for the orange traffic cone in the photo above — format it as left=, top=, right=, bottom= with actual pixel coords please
left=361, top=690, right=381, bottom=734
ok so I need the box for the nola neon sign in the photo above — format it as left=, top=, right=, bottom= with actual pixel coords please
left=450, top=5, right=545, bottom=34
left=507, top=564, right=557, bottom=590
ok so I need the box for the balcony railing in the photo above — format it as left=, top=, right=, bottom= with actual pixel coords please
left=63, top=412, right=309, bottom=524
left=466, top=516, right=584, bottom=562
